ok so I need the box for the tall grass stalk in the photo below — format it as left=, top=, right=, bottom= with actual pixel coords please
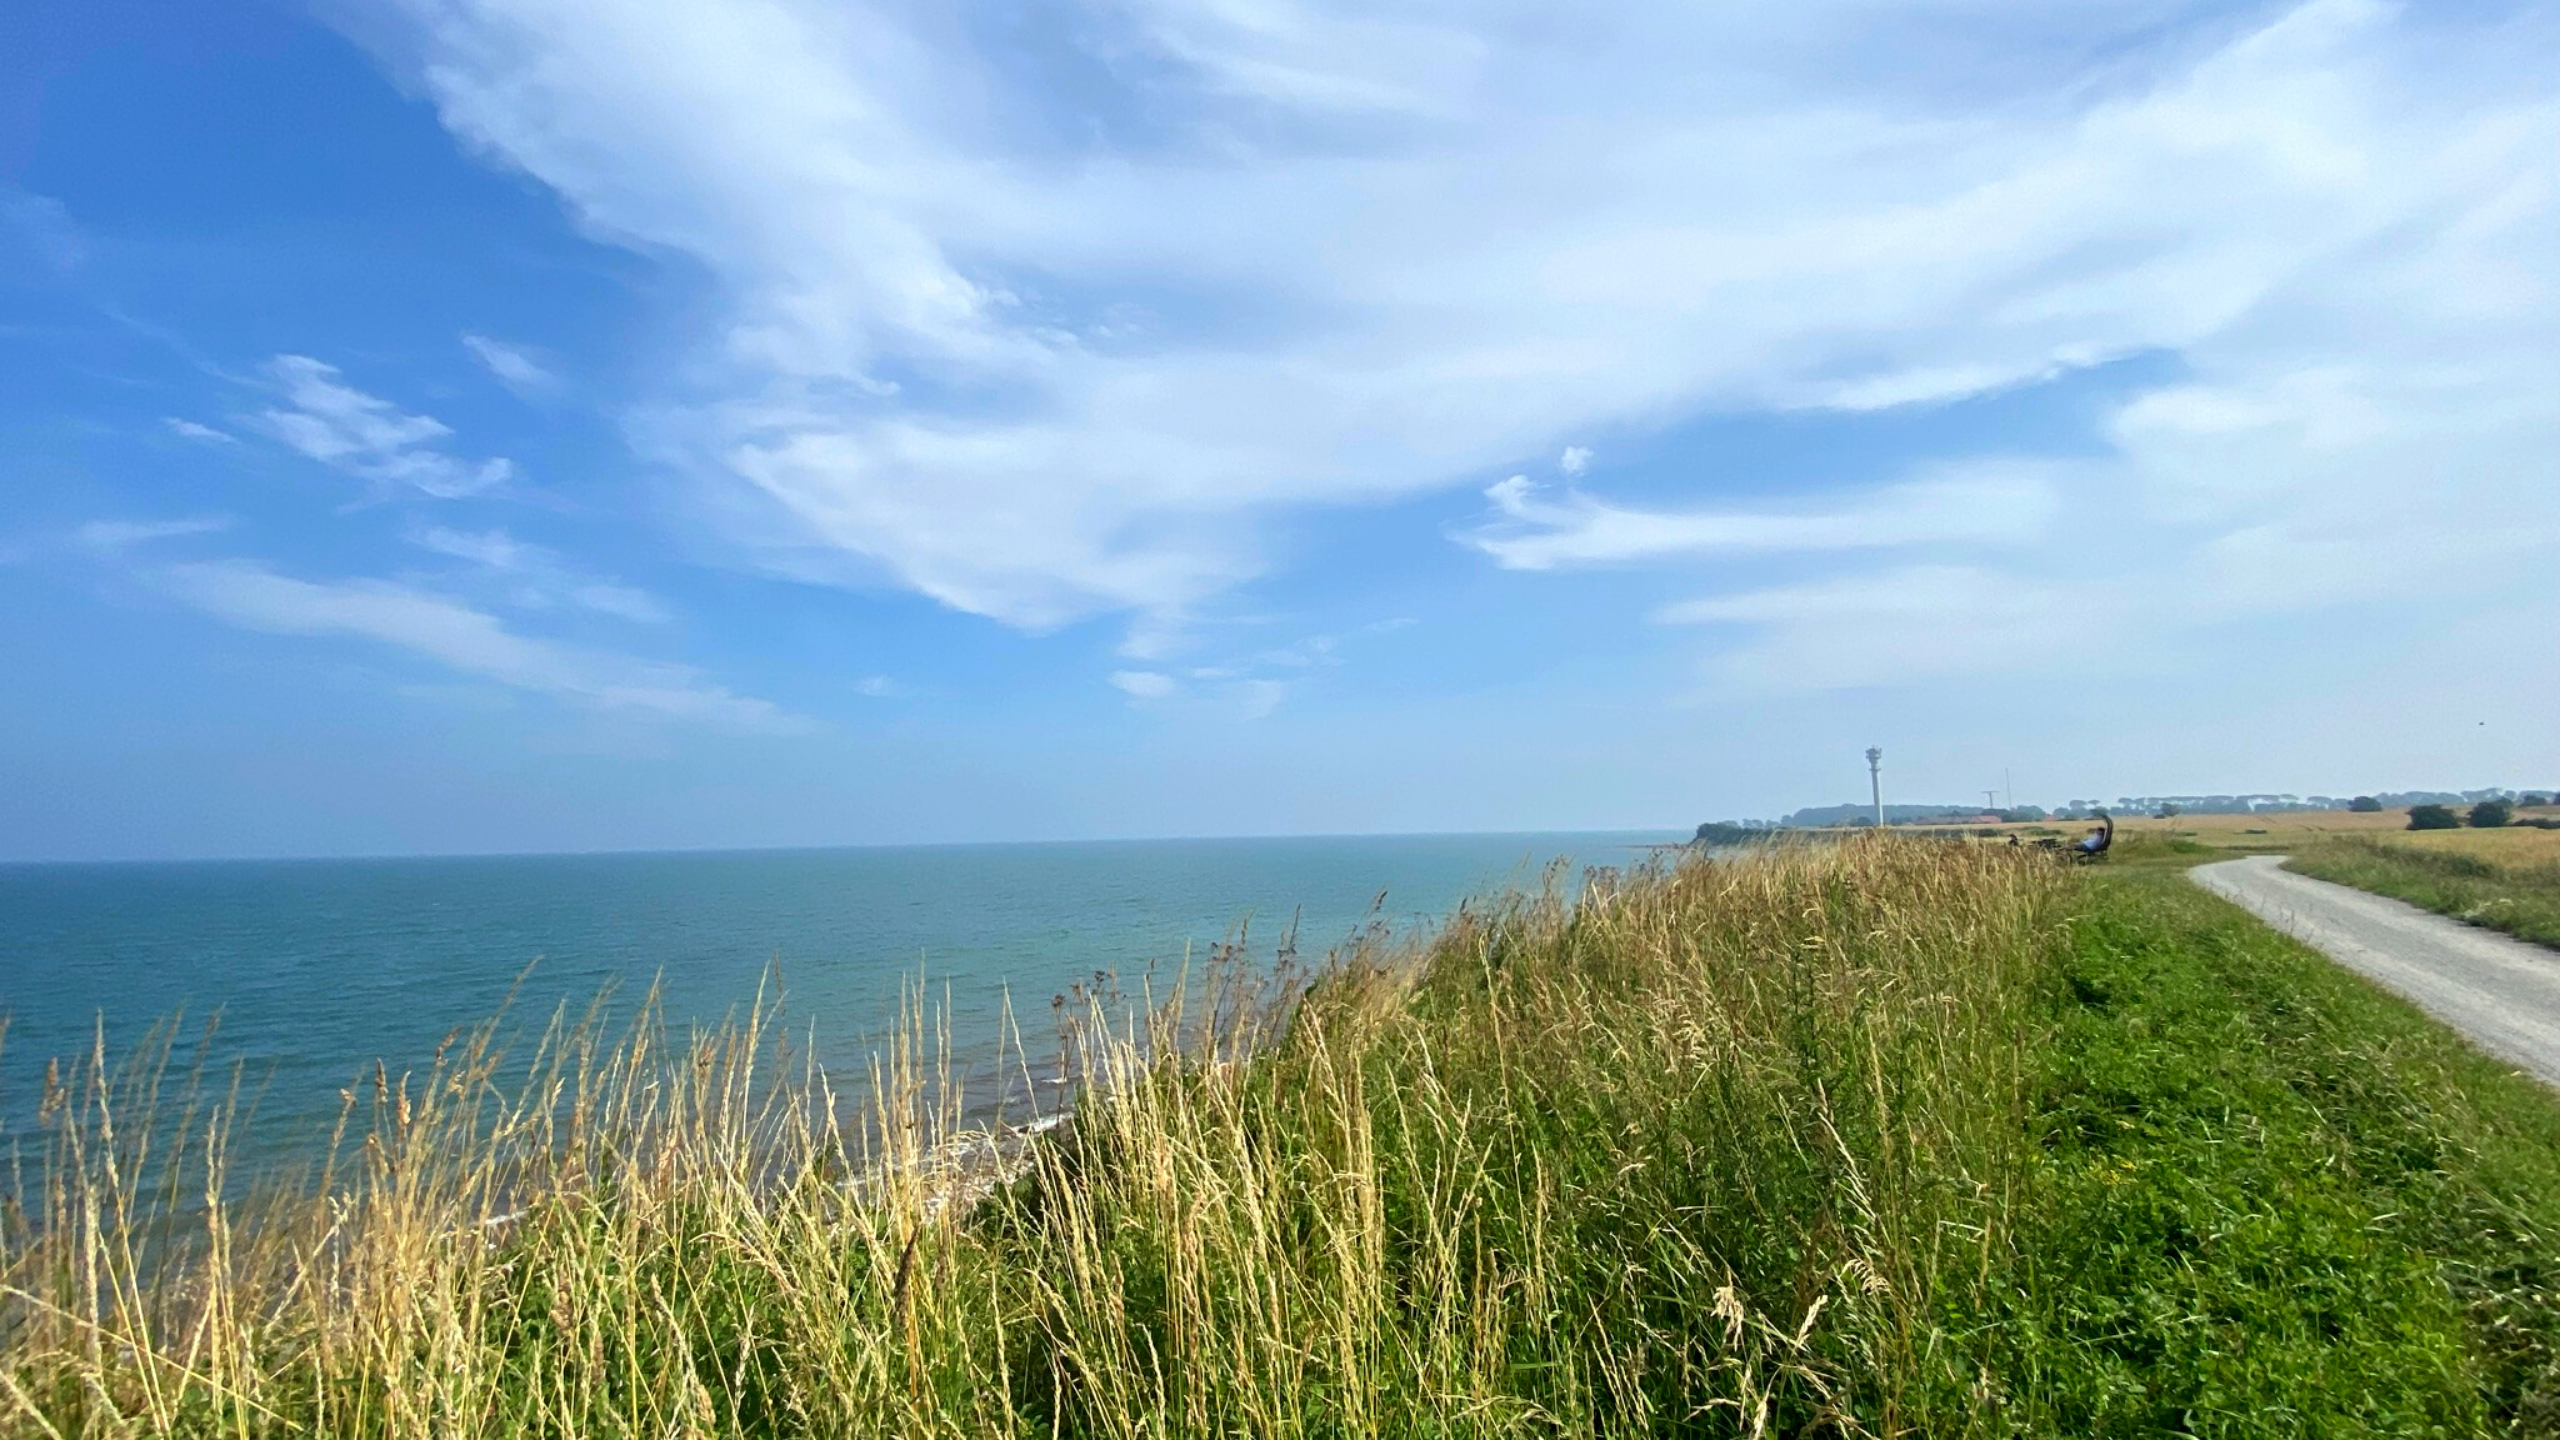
left=6, top=841, right=2062, bottom=1436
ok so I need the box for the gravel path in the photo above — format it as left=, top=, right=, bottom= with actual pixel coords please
left=2191, top=854, right=2560, bottom=1088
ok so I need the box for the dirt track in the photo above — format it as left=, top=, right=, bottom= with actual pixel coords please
left=2192, top=854, right=2560, bottom=1089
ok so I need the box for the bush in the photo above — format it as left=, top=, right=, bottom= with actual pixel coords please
left=2408, top=804, right=2461, bottom=831
left=2349, top=795, right=2384, bottom=812
left=2522, top=794, right=2552, bottom=808
left=2470, top=799, right=2515, bottom=828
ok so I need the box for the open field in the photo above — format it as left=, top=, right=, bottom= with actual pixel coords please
left=1933, top=807, right=2560, bottom=864
left=8, top=841, right=2560, bottom=1436
left=2121, top=807, right=2560, bottom=856
left=2368, top=826, right=2560, bottom=864
left=2119, top=807, right=2436, bottom=845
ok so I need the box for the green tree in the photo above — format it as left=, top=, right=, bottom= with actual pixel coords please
left=2407, top=804, right=2461, bottom=831
left=2348, top=795, right=2383, bottom=812
left=2469, top=799, right=2514, bottom=828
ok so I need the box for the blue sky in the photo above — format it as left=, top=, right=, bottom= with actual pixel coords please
left=3, top=0, right=2554, bottom=861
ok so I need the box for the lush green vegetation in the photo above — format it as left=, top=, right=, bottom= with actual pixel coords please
left=1688, top=820, right=1767, bottom=847
left=2021, top=868, right=2560, bottom=1435
left=2289, top=836, right=2560, bottom=949
left=10, top=842, right=2560, bottom=1436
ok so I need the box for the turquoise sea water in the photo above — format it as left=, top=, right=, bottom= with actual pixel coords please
left=0, top=832, right=1671, bottom=1167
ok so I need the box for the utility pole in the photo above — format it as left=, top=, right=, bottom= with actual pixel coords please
left=1866, top=747, right=1884, bottom=829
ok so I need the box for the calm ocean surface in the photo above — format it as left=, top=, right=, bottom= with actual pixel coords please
left=0, top=832, right=1671, bottom=1166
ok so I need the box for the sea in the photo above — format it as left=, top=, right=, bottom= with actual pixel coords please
left=0, top=832, right=1674, bottom=1172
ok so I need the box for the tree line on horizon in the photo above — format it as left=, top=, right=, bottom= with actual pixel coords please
left=1694, top=787, right=2553, bottom=841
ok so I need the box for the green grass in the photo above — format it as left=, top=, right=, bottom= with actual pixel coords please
left=2014, top=868, right=2560, bottom=1435
left=9, top=842, right=2560, bottom=1436
left=2287, top=837, right=2560, bottom=949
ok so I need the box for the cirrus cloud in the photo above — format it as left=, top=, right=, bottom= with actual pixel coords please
left=410, top=525, right=673, bottom=623
left=74, top=516, right=233, bottom=551
left=155, top=559, right=799, bottom=731
left=257, top=355, right=514, bottom=499
left=344, top=0, right=2555, bottom=674
left=1463, top=465, right=2060, bottom=571
left=462, top=333, right=561, bottom=395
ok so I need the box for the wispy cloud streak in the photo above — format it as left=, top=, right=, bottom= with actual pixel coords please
left=258, top=356, right=513, bottom=498
left=163, top=418, right=236, bottom=445
left=156, top=560, right=798, bottom=730
left=75, top=517, right=232, bottom=551
left=462, top=334, right=560, bottom=395
left=411, top=525, right=672, bottom=624
left=1463, top=469, right=2056, bottom=571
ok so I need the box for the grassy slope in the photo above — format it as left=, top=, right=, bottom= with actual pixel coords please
left=10, top=843, right=2560, bottom=1436
left=2286, top=836, right=2560, bottom=949
left=2022, top=867, right=2560, bottom=1435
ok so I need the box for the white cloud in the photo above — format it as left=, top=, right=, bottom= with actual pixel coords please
left=413, top=524, right=544, bottom=570
left=74, top=517, right=232, bottom=551
left=564, top=582, right=672, bottom=624
left=1258, top=635, right=1337, bottom=668
left=410, top=525, right=671, bottom=623
left=462, top=333, right=561, bottom=394
left=1113, top=620, right=1373, bottom=713
left=353, top=0, right=2554, bottom=656
left=155, top=560, right=796, bottom=730
left=1234, top=678, right=1288, bottom=720
left=164, top=418, right=237, bottom=445
left=1465, top=466, right=2057, bottom=571
left=1656, top=565, right=2108, bottom=694
left=1558, top=447, right=1592, bottom=477
left=1657, top=339, right=2560, bottom=693
left=1117, top=609, right=1192, bottom=662
left=1110, top=665, right=1293, bottom=715
left=258, top=356, right=513, bottom=498
left=1, top=190, right=82, bottom=272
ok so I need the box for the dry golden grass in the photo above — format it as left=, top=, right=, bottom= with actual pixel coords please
left=0, top=841, right=2059, bottom=1438
left=2118, top=808, right=2416, bottom=844
left=2387, top=824, right=2560, bottom=863
left=2130, top=809, right=2560, bottom=858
